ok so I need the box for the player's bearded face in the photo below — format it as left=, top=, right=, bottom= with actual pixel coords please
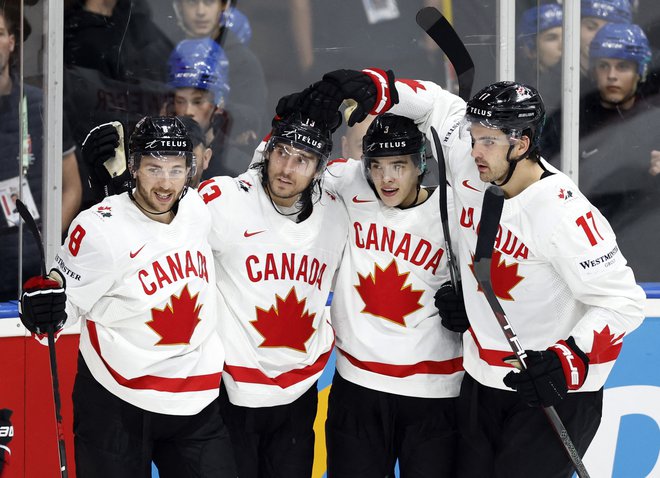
left=368, top=155, right=421, bottom=208
left=266, top=143, right=319, bottom=207
left=470, top=124, right=516, bottom=184
left=133, top=155, right=189, bottom=215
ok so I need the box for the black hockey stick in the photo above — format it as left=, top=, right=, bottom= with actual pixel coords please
left=16, top=200, right=69, bottom=478
left=430, top=126, right=459, bottom=288
left=416, top=7, right=475, bottom=102
left=472, top=186, right=591, bottom=478
left=417, top=7, right=474, bottom=289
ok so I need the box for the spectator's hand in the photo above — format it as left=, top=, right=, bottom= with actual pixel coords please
left=503, top=337, right=589, bottom=407
left=19, top=271, right=67, bottom=336
left=82, top=122, right=131, bottom=198
left=322, top=68, right=399, bottom=126
left=0, top=408, right=12, bottom=473
left=649, top=150, right=660, bottom=176
left=434, top=281, right=469, bottom=333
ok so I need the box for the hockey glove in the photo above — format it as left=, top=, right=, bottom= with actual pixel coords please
left=275, top=83, right=342, bottom=133
left=503, top=337, right=589, bottom=408
left=0, top=408, right=12, bottom=473
left=435, top=281, right=469, bottom=333
left=19, top=271, right=67, bottom=336
left=322, top=68, right=399, bottom=126
left=82, top=122, right=131, bottom=199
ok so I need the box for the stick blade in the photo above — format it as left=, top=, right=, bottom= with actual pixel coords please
left=416, top=6, right=444, bottom=30
left=474, top=185, right=504, bottom=262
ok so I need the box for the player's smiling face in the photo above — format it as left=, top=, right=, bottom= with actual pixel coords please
left=133, top=155, right=189, bottom=219
left=368, top=155, right=420, bottom=208
left=266, top=142, right=320, bottom=207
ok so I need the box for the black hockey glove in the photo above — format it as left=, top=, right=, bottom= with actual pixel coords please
left=275, top=82, right=342, bottom=133
left=19, top=271, right=67, bottom=336
left=435, top=281, right=469, bottom=333
left=503, top=337, right=589, bottom=408
left=81, top=122, right=132, bottom=200
left=322, top=68, right=399, bottom=126
left=0, top=408, right=12, bottom=473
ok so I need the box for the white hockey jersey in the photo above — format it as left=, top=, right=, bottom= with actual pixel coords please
left=200, top=169, right=349, bottom=407
left=55, top=192, right=224, bottom=415
left=324, top=158, right=463, bottom=398
left=389, top=79, right=646, bottom=391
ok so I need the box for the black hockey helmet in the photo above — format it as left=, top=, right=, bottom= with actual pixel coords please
left=266, top=113, right=333, bottom=169
left=463, top=81, right=546, bottom=152
left=128, top=116, right=196, bottom=179
left=362, top=113, right=427, bottom=173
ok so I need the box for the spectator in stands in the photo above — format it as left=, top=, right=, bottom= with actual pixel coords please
left=172, top=0, right=268, bottom=159
left=167, top=37, right=251, bottom=178
left=0, top=6, right=81, bottom=301
left=580, top=0, right=633, bottom=97
left=64, top=0, right=173, bottom=210
left=517, top=4, right=564, bottom=116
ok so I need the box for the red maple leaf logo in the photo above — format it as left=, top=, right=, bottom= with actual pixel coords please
left=251, top=288, right=316, bottom=352
left=588, top=325, right=625, bottom=364
left=146, top=285, right=203, bottom=345
left=355, top=260, right=423, bottom=326
left=397, top=78, right=426, bottom=93
left=469, top=250, right=524, bottom=300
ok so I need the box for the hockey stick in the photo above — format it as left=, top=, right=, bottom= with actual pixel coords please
left=15, top=200, right=69, bottom=478
left=472, top=186, right=591, bottom=478
left=429, top=126, right=459, bottom=288
left=416, top=7, right=475, bottom=102
left=416, top=7, right=474, bottom=289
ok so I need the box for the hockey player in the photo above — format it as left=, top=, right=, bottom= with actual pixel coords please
left=321, top=113, right=463, bottom=477
left=303, top=71, right=645, bottom=476
left=198, top=113, right=349, bottom=478
left=384, top=79, right=645, bottom=477
left=19, top=116, right=236, bottom=477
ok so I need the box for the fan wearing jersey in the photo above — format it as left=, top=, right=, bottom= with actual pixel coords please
left=198, top=113, right=348, bottom=478
left=316, top=112, right=463, bottom=477
left=18, top=116, right=236, bottom=477
left=365, top=78, right=645, bottom=477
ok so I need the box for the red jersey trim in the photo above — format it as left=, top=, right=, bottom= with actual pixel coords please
left=339, top=348, right=463, bottom=377
left=87, top=321, right=222, bottom=393
left=224, top=348, right=333, bottom=389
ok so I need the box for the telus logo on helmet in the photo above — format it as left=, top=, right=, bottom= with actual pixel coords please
left=144, top=139, right=189, bottom=150
left=467, top=106, right=492, bottom=117
left=282, top=129, right=324, bottom=150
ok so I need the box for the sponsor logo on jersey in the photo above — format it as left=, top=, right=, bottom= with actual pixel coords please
left=443, top=120, right=461, bottom=143
left=353, top=222, right=445, bottom=275
left=462, top=179, right=481, bottom=192
left=130, top=244, right=147, bottom=258
left=55, top=254, right=81, bottom=281
left=460, top=207, right=530, bottom=260
left=244, top=230, right=265, bottom=238
left=578, top=245, right=619, bottom=271
left=245, top=253, right=328, bottom=291
left=138, top=250, right=209, bottom=295
left=352, top=195, right=374, bottom=204
left=237, top=179, right=253, bottom=192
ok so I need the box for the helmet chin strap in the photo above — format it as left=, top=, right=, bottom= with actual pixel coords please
left=491, top=144, right=530, bottom=187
